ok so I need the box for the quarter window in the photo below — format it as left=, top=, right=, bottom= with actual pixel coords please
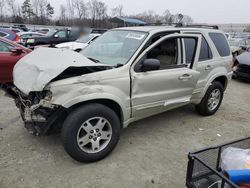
left=209, top=33, right=230, bottom=57
left=199, top=37, right=212, bottom=61
left=184, top=38, right=196, bottom=64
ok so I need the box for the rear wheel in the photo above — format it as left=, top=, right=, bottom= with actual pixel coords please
left=61, top=103, right=121, bottom=162
left=195, top=81, right=224, bottom=116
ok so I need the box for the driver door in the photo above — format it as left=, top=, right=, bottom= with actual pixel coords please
left=53, top=30, right=68, bottom=44
left=130, top=34, right=202, bottom=120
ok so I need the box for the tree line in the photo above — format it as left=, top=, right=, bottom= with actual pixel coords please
left=0, top=0, right=194, bottom=28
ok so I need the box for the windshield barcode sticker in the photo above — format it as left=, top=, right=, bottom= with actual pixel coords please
left=126, top=33, right=145, bottom=40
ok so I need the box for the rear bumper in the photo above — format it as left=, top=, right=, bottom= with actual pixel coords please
left=235, top=70, right=250, bottom=80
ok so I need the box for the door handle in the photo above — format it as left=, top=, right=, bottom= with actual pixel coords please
left=205, top=65, right=213, bottom=70
left=179, top=74, right=193, bottom=80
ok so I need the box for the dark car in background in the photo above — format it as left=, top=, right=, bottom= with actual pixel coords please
left=25, top=28, right=81, bottom=48
left=0, top=37, right=31, bottom=83
left=233, top=48, right=250, bottom=81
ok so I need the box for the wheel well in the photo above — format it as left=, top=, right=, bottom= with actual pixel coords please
left=67, top=99, right=123, bottom=125
left=75, top=49, right=82, bottom=52
left=213, top=76, right=227, bottom=90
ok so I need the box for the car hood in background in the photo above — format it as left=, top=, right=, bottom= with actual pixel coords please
left=13, top=47, right=109, bottom=94
left=236, top=51, right=250, bottom=66
left=56, top=42, right=88, bottom=51
left=55, top=41, right=75, bottom=48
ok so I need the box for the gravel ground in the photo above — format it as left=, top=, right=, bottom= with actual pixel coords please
left=0, top=80, right=250, bottom=188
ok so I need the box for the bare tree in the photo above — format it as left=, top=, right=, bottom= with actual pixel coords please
left=111, top=4, right=123, bottom=17
left=6, top=0, right=17, bottom=16
left=163, top=9, right=172, bottom=24
left=96, top=1, right=107, bottom=20
left=73, top=0, right=87, bottom=20
left=38, top=0, right=47, bottom=18
left=88, top=0, right=97, bottom=25
left=0, top=0, right=5, bottom=19
left=59, top=4, right=67, bottom=22
left=182, top=15, right=193, bottom=25
left=67, top=0, right=75, bottom=19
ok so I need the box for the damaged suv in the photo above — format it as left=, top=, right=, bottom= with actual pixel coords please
left=11, top=26, right=233, bottom=162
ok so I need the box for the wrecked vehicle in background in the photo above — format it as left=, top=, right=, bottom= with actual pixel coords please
left=228, top=38, right=250, bottom=57
left=233, top=48, right=250, bottom=81
left=10, top=26, right=233, bottom=163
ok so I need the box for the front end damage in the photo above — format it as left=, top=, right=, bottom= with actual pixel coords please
left=13, top=88, right=66, bottom=135
left=11, top=47, right=112, bottom=135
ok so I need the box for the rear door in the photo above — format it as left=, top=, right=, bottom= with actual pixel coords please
left=130, top=33, right=202, bottom=120
left=181, top=32, right=215, bottom=93
left=53, top=30, right=68, bottom=44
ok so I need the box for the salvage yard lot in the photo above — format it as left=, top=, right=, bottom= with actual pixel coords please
left=0, top=80, right=250, bottom=188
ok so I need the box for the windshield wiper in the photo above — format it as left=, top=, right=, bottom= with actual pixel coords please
left=115, top=63, right=124, bottom=68
left=88, top=57, right=100, bottom=63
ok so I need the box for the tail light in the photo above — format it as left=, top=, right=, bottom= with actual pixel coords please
left=14, top=35, right=20, bottom=42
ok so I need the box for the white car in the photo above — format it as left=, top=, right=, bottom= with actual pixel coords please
left=55, top=34, right=101, bottom=52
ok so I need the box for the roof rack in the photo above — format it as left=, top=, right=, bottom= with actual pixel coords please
left=179, top=24, right=219, bottom=30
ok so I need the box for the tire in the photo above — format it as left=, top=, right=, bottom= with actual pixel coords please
left=61, top=103, right=121, bottom=163
left=195, top=81, right=224, bottom=116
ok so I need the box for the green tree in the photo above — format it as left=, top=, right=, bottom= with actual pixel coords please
left=46, top=3, right=54, bottom=19
left=21, top=0, right=34, bottom=23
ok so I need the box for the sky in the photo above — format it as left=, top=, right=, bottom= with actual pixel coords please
left=16, top=0, right=249, bottom=24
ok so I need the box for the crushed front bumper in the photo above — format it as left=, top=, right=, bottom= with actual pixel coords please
left=14, top=89, right=67, bottom=135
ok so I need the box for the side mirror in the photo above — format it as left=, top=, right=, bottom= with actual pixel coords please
left=141, top=59, right=160, bottom=72
left=11, top=47, right=23, bottom=54
left=54, top=34, right=59, bottom=38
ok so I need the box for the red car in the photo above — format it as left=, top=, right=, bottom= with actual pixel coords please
left=0, top=37, right=31, bottom=83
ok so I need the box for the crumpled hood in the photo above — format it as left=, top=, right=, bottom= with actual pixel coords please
left=13, top=47, right=108, bottom=94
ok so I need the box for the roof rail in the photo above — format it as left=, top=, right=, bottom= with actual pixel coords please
left=179, top=24, right=219, bottom=30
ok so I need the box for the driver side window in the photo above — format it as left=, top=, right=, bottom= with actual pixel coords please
left=55, top=31, right=66, bottom=38
left=147, top=38, right=179, bottom=70
left=135, top=37, right=197, bottom=72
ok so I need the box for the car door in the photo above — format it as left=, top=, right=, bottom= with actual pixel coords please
left=53, top=30, right=68, bottom=44
left=0, top=41, right=25, bottom=83
left=130, top=33, right=202, bottom=121
left=181, top=33, right=215, bottom=94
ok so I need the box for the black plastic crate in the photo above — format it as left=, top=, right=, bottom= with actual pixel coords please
left=186, top=137, right=250, bottom=188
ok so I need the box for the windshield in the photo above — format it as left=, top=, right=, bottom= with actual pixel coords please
left=76, top=35, right=95, bottom=43
left=81, top=30, right=148, bottom=66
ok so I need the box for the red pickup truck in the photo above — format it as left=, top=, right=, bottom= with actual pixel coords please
left=0, top=37, right=31, bottom=84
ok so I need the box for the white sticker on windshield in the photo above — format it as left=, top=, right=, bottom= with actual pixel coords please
left=126, top=33, right=145, bottom=40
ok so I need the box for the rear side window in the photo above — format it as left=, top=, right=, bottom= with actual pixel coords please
left=209, top=33, right=230, bottom=57
left=199, top=37, right=212, bottom=61
left=0, top=32, right=7, bottom=37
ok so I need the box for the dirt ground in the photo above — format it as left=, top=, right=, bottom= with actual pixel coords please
left=0, top=80, right=250, bottom=188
